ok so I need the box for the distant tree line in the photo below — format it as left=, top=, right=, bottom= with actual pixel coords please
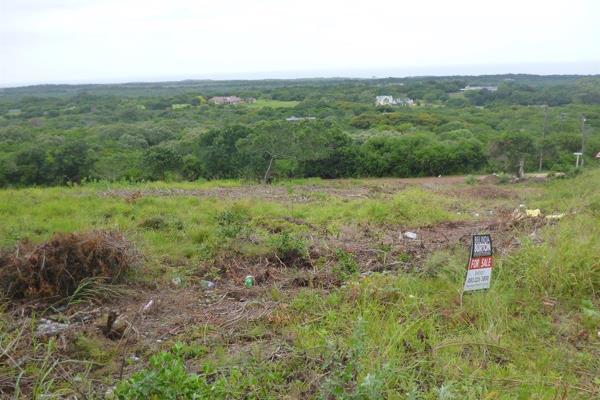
left=1, top=75, right=599, bottom=187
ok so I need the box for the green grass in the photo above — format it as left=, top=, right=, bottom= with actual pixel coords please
left=1, top=172, right=599, bottom=398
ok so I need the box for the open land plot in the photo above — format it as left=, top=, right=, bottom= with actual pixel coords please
left=0, top=172, right=599, bottom=399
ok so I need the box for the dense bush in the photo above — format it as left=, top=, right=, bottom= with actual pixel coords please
left=1, top=75, right=599, bottom=187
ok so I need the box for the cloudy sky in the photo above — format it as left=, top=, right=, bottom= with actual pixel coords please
left=1, top=0, right=599, bottom=86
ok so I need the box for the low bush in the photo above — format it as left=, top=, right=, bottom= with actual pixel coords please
left=269, top=231, right=308, bottom=266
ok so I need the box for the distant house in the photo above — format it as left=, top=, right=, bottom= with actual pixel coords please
left=595, top=151, right=600, bottom=159
left=285, top=116, right=316, bottom=122
left=375, top=96, right=414, bottom=107
left=209, top=96, right=243, bottom=105
left=460, top=85, right=498, bottom=92
left=375, top=96, right=395, bottom=106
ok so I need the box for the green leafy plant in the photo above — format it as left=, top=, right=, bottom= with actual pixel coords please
left=114, top=346, right=209, bottom=399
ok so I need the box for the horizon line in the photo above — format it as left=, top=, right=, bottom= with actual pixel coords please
left=2, top=61, right=599, bottom=89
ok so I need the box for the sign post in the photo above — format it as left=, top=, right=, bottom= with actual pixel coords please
left=463, top=234, right=493, bottom=292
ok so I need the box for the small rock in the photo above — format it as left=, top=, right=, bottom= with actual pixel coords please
left=403, top=232, right=418, bottom=240
left=96, top=312, right=130, bottom=339
left=111, top=316, right=130, bottom=337
left=35, top=319, right=69, bottom=338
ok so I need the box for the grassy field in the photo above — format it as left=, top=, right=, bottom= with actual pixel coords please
left=0, top=172, right=599, bottom=399
left=245, top=99, right=300, bottom=109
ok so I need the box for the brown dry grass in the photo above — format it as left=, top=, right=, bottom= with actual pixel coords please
left=0, top=231, right=136, bottom=302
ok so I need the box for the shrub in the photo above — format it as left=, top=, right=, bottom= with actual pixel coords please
left=216, top=208, right=248, bottom=238
left=269, top=231, right=308, bottom=266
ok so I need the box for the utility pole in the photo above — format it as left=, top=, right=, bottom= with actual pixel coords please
left=538, top=105, right=548, bottom=171
left=580, top=115, right=586, bottom=167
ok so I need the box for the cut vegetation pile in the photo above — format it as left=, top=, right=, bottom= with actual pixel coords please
left=0, top=230, right=136, bottom=301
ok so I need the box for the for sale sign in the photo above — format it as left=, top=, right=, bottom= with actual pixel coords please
left=463, top=234, right=493, bottom=291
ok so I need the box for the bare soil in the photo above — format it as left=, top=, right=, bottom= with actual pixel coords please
left=99, top=176, right=476, bottom=203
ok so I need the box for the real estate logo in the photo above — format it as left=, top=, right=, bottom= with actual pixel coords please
left=463, top=234, right=493, bottom=292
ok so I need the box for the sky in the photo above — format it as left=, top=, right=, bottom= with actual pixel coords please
left=1, top=0, right=599, bottom=87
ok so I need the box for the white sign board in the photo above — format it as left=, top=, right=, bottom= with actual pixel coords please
left=463, top=235, right=493, bottom=292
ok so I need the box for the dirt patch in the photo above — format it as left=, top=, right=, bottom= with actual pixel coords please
left=0, top=231, right=136, bottom=302
left=320, top=216, right=520, bottom=276
left=444, top=185, right=518, bottom=200
left=97, top=176, right=474, bottom=203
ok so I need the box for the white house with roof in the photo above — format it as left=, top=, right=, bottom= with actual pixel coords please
left=375, top=96, right=394, bottom=106
left=375, top=96, right=414, bottom=107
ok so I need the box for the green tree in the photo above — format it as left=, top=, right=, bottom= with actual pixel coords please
left=143, top=145, right=183, bottom=180
left=46, top=139, right=96, bottom=184
left=238, top=121, right=328, bottom=183
left=197, top=125, right=251, bottom=179
left=490, top=132, right=535, bottom=176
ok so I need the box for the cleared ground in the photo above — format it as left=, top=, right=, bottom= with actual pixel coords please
left=0, top=173, right=598, bottom=399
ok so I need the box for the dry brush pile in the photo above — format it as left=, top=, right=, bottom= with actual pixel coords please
left=0, top=230, right=137, bottom=302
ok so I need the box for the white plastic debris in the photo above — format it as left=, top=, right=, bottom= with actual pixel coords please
left=142, top=299, right=154, bottom=313
left=545, top=213, right=565, bottom=220
left=403, top=232, right=418, bottom=240
left=525, top=209, right=541, bottom=217
left=35, top=318, right=69, bottom=338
